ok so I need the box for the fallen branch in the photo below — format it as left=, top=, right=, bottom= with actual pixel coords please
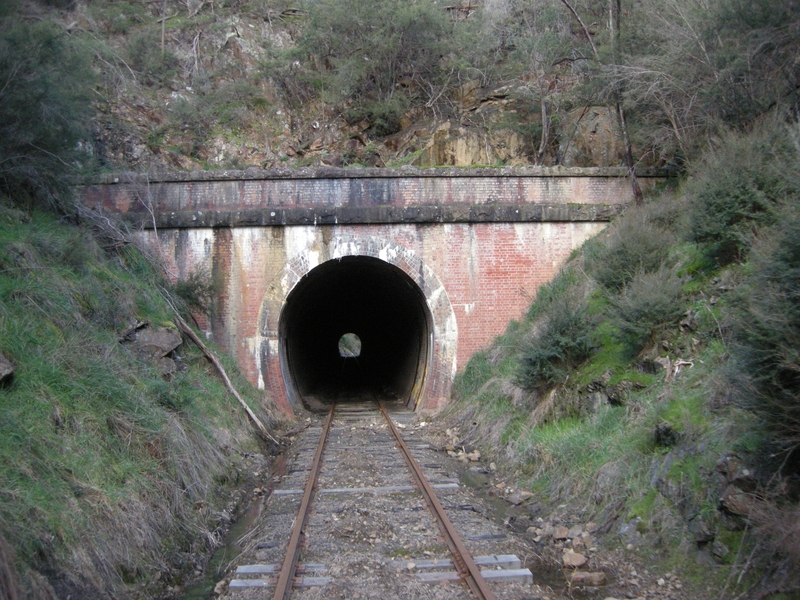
left=173, top=313, right=280, bottom=446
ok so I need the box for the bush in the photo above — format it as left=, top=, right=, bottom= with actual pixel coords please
left=609, top=267, right=686, bottom=354
left=126, top=29, right=180, bottom=86
left=588, top=205, right=675, bottom=292
left=0, top=15, right=94, bottom=207
left=525, top=266, right=582, bottom=321
left=517, top=287, right=594, bottom=391
left=688, top=121, right=800, bottom=264
left=88, top=1, right=146, bottom=35
left=290, top=0, right=455, bottom=129
left=165, top=79, right=269, bottom=156
left=728, top=205, right=800, bottom=453
left=171, top=269, right=216, bottom=318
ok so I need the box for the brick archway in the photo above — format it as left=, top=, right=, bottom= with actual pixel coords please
left=255, top=234, right=457, bottom=414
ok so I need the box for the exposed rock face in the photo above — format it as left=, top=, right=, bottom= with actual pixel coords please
left=384, top=82, right=539, bottom=167
left=561, top=107, right=625, bottom=167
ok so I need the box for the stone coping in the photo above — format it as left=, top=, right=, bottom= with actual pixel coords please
left=116, top=202, right=623, bottom=228
left=85, top=165, right=672, bottom=185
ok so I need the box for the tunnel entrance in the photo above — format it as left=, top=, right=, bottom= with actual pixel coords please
left=278, top=256, right=432, bottom=410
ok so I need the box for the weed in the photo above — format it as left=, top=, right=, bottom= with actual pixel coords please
left=126, top=29, right=180, bottom=86
left=0, top=15, right=94, bottom=208
left=87, top=1, right=146, bottom=35
left=726, top=204, right=800, bottom=458
left=170, top=268, right=217, bottom=318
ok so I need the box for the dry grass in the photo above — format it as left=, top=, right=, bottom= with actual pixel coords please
left=0, top=528, right=22, bottom=600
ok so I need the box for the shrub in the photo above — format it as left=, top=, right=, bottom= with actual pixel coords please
left=126, top=29, right=180, bottom=86
left=588, top=205, right=675, bottom=292
left=728, top=205, right=800, bottom=454
left=517, top=288, right=594, bottom=391
left=688, top=121, right=800, bottom=264
left=609, top=267, right=686, bottom=354
left=88, top=1, right=146, bottom=35
left=525, top=266, right=582, bottom=321
left=291, top=0, right=455, bottom=129
left=0, top=15, right=94, bottom=207
left=165, top=80, right=269, bottom=156
left=171, top=269, right=216, bottom=318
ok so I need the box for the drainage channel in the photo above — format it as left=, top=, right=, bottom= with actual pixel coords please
left=219, top=399, right=536, bottom=599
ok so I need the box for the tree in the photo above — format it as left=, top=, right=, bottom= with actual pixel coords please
left=479, top=0, right=573, bottom=165
left=559, top=0, right=643, bottom=203
left=613, top=0, right=800, bottom=164
left=0, top=12, right=94, bottom=207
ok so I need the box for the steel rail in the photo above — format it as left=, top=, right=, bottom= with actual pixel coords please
left=272, top=403, right=335, bottom=600
left=378, top=401, right=498, bottom=600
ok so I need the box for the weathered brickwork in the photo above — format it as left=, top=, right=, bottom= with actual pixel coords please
left=80, top=168, right=664, bottom=413
left=133, top=221, right=605, bottom=412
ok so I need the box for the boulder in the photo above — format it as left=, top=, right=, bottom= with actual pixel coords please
left=553, top=526, right=571, bottom=540
left=562, top=550, right=588, bottom=568
left=135, top=326, right=182, bottom=360
left=567, top=524, right=583, bottom=539
left=569, top=571, right=607, bottom=586
left=122, top=324, right=182, bottom=375
left=507, top=491, right=533, bottom=505
left=716, top=454, right=757, bottom=491
left=719, top=485, right=757, bottom=517
left=0, top=353, right=14, bottom=386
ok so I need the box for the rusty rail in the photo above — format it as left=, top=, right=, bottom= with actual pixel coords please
left=271, top=401, right=496, bottom=599
left=272, top=403, right=335, bottom=600
left=378, top=401, right=497, bottom=600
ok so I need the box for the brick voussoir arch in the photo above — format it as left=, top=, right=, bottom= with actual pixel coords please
left=255, top=235, right=457, bottom=413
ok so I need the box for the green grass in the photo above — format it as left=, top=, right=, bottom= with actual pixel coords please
left=444, top=118, right=800, bottom=593
left=0, top=206, right=275, bottom=596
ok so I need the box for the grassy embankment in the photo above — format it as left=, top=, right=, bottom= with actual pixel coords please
left=0, top=202, right=283, bottom=599
left=445, top=121, right=800, bottom=597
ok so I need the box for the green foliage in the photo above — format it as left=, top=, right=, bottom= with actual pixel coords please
left=727, top=204, right=800, bottom=453
left=688, top=122, right=800, bottom=264
left=285, top=0, right=455, bottom=131
left=165, top=79, right=269, bottom=155
left=609, top=267, right=686, bottom=354
left=708, top=0, right=800, bottom=126
left=343, top=96, right=408, bottom=138
left=517, top=289, right=595, bottom=390
left=88, top=1, right=146, bottom=35
left=525, top=266, right=581, bottom=320
left=588, top=205, right=675, bottom=292
left=615, top=0, right=800, bottom=162
left=126, top=28, right=180, bottom=86
left=170, top=269, right=216, bottom=318
left=0, top=14, right=94, bottom=207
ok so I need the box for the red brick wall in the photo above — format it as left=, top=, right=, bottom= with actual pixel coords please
left=140, top=221, right=605, bottom=412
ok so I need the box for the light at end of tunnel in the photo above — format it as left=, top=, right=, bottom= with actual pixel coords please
left=338, top=333, right=361, bottom=358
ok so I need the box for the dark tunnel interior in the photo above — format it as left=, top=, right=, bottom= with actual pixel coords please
left=278, top=256, right=432, bottom=410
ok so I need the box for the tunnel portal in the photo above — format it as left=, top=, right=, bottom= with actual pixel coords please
left=278, top=256, right=432, bottom=410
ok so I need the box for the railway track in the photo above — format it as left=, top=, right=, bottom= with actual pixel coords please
left=219, top=399, right=536, bottom=599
